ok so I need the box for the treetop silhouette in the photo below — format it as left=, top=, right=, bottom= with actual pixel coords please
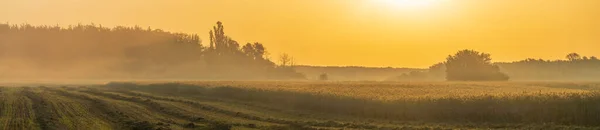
left=445, top=50, right=509, bottom=81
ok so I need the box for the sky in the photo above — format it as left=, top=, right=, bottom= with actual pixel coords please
left=1, top=0, right=599, bottom=68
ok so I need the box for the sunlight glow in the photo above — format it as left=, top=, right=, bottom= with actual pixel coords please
left=378, top=0, right=441, bottom=10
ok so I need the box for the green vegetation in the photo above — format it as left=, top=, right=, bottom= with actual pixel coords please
left=1, top=82, right=600, bottom=129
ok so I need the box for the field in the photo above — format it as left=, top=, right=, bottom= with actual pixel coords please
left=1, top=81, right=600, bottom=130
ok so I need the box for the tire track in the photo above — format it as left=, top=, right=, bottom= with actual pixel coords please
left=23, top=87, right=61, bottom=130
left=103, top=88, right=390, bottom=129
left=0, top=87, right=4, bottom=118
left=76, top=88, right=241, bottom=129
left=107, top=89, right=287, bottom=124
left=0, top=88, right=5, bottom=129
left=26, top=87, right=113, bottom=129
left=0, top=88, right=38, bottom=130
left=44, top=87, right=171, bottom=130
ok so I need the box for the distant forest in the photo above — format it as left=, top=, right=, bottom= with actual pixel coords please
left=391, top=53, right=600, bottom=81
left=498, top=53, right=600, bottom=81
left=0, top=22, right=303, bottom=80
left=1, top=22, right=598, bottom=81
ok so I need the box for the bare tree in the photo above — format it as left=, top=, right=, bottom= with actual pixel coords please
left=290, top=57, right=296, bottom=67
left=279, top=53, right=292, bottom=67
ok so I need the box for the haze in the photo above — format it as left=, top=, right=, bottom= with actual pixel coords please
left=1, top=0, right=599, bottom=68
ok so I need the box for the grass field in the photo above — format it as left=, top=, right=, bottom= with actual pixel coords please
left=1, top=81, right=600, bottom=129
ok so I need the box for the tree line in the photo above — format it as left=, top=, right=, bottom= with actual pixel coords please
left=392, top=50, right=600, bottom=81
left=0, top=22, right=304, bottom=79
left=1, top=22, right=595, bottom=81
left=497, top=53, right=600, bottom=81
left=203, top=22, right=304, bottom=79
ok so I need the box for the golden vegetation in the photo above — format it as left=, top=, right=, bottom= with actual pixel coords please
left=179, top=81, right=592, bottom=101
left=117, top=81, right=600, bottom=128
left=2, top=82, right=600, bottom=129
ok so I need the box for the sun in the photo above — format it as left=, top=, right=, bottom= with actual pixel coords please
left=378, top=0, right=441, bottom=10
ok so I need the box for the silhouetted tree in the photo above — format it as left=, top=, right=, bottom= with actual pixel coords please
left=252, top=43, right=266, bottom=60
left=241, top=42, right=267, bottom=60
left=242, top=43, right=255, bottom=57
left=583, top=56, right=590, bottom=61
left=497, top=53, right=600, bottom=81
left=395, top=52, right=600, bottom=81
left=566, top=53, right=581, bottom=61
left=591, top=56, right=599, bottom=61
left=208, top=21, right=229, bottom=54
left=203, top=21, right=305, bottom=79
left=445, top=50, right=509, bottom=81
left=279, top=53, right=292, bottom=67
left=0, top=22, right=306, bottom=80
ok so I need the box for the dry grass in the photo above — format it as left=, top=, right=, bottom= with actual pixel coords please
left=2, top=81, right=600, bottom=129
left=115, top=81, right=600, bottom=127
left=176, top=81, right=596, bottom=101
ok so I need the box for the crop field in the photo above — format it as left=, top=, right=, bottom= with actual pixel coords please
left=1, top=81, right=600, bottom=130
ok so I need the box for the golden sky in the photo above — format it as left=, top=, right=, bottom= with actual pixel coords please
left=1, top=0, right=599, bottom=68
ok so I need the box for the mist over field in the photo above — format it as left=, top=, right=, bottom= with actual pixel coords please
left=1, top=23, right=600, bottom=82
left=2, top=0, right=600, bottom=129
left=0, top=23, right=307, bottom=81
